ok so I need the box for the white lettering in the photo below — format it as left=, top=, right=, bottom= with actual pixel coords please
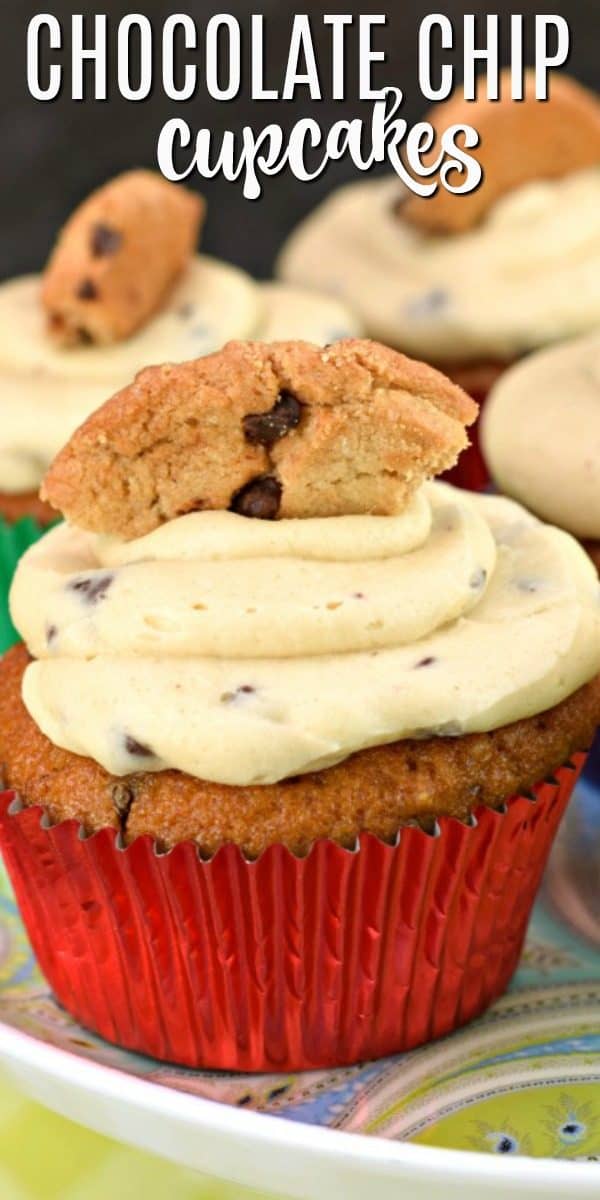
left=27, top=14, right=62, bottom=101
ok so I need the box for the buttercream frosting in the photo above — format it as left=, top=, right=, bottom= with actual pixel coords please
left=278, top=169, right=600, bottom=363
left=11, top=482, right=600, bottom=786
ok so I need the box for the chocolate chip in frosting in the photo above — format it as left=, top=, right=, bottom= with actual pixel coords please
left=91, top=223, right=123, bottom=257
left=220, top=684, right=256, bottom=704
left=76, top=278, right=99, bottom=301
left=124, top=735, right=155, bottom=758
left=414, top=655, right=437, bottom=669
left=230, top=475, right=282, bottom=520
left=243, top=392, right=303, bottom=447
left=516, top=577, right=544, bottom=594
left=469, top=567, right=488, bottom=590
left=69, top=572, right=114, bottom=603
left=406, top=289, right=450, bottom=320
left=178, top=302, right=195, bottom=320
left=46, top=624, right=58, bottom=647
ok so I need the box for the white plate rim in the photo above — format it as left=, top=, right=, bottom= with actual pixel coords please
left=1, top=1015, right=600, bottom=1195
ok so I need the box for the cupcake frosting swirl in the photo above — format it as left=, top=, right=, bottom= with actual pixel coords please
left=11, top=483, right=600, bottom=786
left=278, top=168, right=600, bottom=362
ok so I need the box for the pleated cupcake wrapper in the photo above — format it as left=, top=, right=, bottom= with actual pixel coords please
left=0, top=755, right=584, bottom=1073
left=0, top=516, right=54, bottom=654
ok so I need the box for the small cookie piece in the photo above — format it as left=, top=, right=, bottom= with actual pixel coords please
left=404, top=71, right=600, bottom=235
left=42, top=338, right=477, bottom=538
left=42, top=171, right=204, bottom=345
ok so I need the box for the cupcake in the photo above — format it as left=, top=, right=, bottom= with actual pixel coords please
left=0, top=171, right=360, bottom=645
left=1, top=338, right=599, bottom=1072
left=277, top=72, right=600, bottom=489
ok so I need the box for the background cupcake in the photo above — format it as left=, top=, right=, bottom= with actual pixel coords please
left=481, top=330, right=600, bottom=570
left=481, top=328, right=600, bottom=791
left=278, top=72, right=600, bottom=489
left=1, top=338, right=599, bottom=1072
left=0, top=171, right=360, bottom=647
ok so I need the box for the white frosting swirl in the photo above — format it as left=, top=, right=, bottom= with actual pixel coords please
left=482, top=331, right=600, bottom=539
left=11, top=483, right=600, bottom=786
left=0, top=264, right=360, bottom=494
left=278, top=169, right=600, bottom=363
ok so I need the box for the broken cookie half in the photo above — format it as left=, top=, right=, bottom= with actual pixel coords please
left=41, top=338, right=477, bottom=539
left=42, top=170, right=204, bottom=346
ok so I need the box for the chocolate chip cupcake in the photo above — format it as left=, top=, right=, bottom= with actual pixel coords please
left=278, top=72, right=600, bottom=489
left=1, top=338, right=599, bottom=1072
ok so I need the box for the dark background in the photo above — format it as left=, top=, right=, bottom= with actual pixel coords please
left=1, top=1, right=597, bottom=280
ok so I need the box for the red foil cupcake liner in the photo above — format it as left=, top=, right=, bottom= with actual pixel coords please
left=443, top=421, right=489, bottom=492
left=0, top=755, right=584, bottom=1072
left=441, top=360, right=508, bottom=493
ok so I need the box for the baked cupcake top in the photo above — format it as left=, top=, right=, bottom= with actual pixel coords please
left=278, top=73, right=600, bottom=363
left=481, top=331, right=600, bottom=541
left=10, top=338, right=600, bottom=787
left=0, top=172, right=360, bottom=495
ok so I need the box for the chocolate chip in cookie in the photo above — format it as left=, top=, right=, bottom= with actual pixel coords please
left=220, top=684, right=256, bottom=704
left=230, top=475, right=282, bottom=520
left=76, top=278, right=99, bottom=301
left=91, top=223, right=123, bottom=258
left=243, top=392, right=303, bottom=447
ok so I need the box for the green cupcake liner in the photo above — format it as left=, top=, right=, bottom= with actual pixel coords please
left=0, top=516, right=57, bottom=653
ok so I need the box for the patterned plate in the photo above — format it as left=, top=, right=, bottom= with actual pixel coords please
left=0, top=745, right=598, bottom=1182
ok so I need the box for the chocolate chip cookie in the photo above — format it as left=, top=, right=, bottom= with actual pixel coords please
left=41, top=337, right=478, bottom=538
left=404, top=70, right=600, bottom=235
left=42, top=170, right=204, bottom=345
